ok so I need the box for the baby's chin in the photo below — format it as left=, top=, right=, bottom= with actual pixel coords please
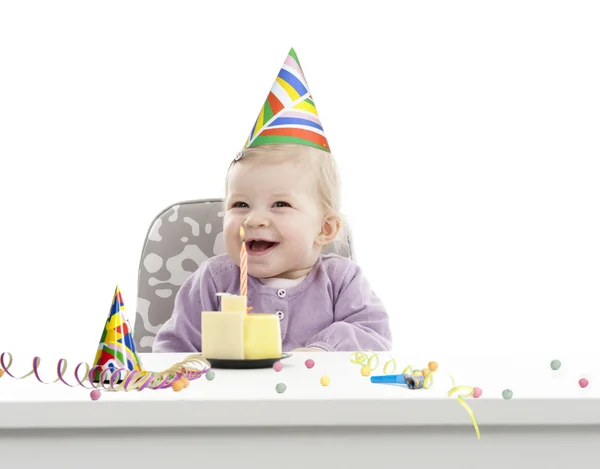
left=248, top=265, right=286, bottom=279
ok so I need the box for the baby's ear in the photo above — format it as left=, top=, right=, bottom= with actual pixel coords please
left=316, top=215, right=341, bottom=246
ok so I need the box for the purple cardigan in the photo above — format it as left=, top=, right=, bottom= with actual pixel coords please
left=152, top=253, right=393, bottom=353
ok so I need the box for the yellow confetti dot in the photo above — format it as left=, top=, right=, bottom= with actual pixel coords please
left=428, top=361, right=438, bottom=371
left=360, top=366, right=371, bottom=377
left=413, top=370, right=422, bottom=377
left=320, top=376, right=330, bottom=386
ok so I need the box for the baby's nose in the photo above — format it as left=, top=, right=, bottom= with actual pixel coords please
left=245, top=212, right=271, bottom=227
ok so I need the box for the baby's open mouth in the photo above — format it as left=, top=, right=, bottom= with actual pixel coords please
left=246, top=239, right=280, bottom=253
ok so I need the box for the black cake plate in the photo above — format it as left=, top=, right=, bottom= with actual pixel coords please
left=206, top=353, right=292, bottom=369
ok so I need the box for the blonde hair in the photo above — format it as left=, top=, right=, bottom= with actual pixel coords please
left=224, top=143, right=349, bottom=254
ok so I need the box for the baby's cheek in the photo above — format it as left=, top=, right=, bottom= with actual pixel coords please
left=222, top=222, right=237, bottom=251
left=222, top=216, right=237, bottom=235
left=223, top=237, right=239, bottom=263
left=286, top=233, right=310, bottom=253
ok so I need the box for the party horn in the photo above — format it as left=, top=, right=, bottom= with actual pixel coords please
left=370, top=374, right=407, bottom=384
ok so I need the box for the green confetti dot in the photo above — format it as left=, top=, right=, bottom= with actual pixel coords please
left=276, top=383, right=287, bottom=394
left=550, top=359, right=561, bottom=371
left=205, top=370, right=215, bottom=381
left=502, top=389, right=513, bottom=400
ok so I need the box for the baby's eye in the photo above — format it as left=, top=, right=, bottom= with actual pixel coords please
left=231, top=201, right=249, bottom=208
left=273, top=201, right=291, bottom=208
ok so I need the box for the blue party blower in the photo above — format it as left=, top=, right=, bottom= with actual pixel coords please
left=370, top=374, right=407, bottom=385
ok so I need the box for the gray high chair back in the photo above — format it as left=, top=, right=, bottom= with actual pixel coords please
left=133, top=198, right=355, bottom=352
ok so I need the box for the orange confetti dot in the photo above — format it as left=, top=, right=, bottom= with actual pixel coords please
left=179, top=377, right=190, bottom=388
left=0, top=369, right=4, bottom=378
left=172, top=380, right=184, bottom=392
left=422, top=368, right=430, bottom=377
left=428, top=361, right=438, bottom=371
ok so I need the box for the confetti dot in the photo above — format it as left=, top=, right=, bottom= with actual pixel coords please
left=273, top=361, right=283, bottom=372
left=579, top=378, right=589, bottom=388
left=422, top=368, right=430, bottom=377
left=90, top=389, right=101, bottom=401
left=179, top=377, right=190, bottom=388
left=0, top=369, right=4, bottom=378
left=473, top=387, right=482, bottom=398
left=550, top=360, right=561, bottom=371
left=172, top=380, right=184, bottom=392
left=320, top=376, right=330, bottom=387
left=428, top=361, right=438, bottom=371
left=276, top=383, right=287, bottom=394
left=413, top=370, right=422, bottom=377
left=360, top=366, right=371, bottom=377
left=305, top=359, right=315, bottom=369
left=205, top=370, right=215, bottom=381
left=502, top=389, right=513, bottom=400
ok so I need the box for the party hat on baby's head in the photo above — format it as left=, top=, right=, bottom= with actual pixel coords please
left=240, top=47, right=330, bottom=155
left=92, top=286, right=143, bottom=382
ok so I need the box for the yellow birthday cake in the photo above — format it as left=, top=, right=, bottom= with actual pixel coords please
left=201, top=293, right=282, bottom=360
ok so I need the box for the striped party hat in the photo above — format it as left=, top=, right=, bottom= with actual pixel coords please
left=241, top=47, right=330, bottom=154
left=92, top=286, right=143, bottom=382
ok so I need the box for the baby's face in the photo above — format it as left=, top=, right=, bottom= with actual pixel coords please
left=224, top=159, right=323, bottom=279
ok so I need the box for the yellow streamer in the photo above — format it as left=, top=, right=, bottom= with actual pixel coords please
left=350, top=352, right=368, bottom=366
left=367, top=353, right=380, bottom=370
left=383, top=359, right=397, bottom=374
left=448, top=386, right=480, bottom=439
left=350, top=351, right=397, bottom=374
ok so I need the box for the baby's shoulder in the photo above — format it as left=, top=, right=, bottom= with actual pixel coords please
left=188, top=254, right=237, bottom=291
left=201, top=254, right=238, bottom=281
left=317, top=253, right=361, bottom=281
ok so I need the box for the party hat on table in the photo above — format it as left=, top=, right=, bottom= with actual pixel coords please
left=92, top=286, right=143, bottom=382
left=239, top=47, right=330, bottom=156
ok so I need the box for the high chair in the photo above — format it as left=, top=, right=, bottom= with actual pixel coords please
left=133, top=198, right=355, bottom=352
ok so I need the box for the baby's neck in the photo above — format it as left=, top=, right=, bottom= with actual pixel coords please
left=264, top=262, right=315, bottom=281
left=258, top=274, right=308, bottom=289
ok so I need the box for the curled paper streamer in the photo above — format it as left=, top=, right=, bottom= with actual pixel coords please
left=350, top=351, right=481, bottom=439
left=448, top=385, right=481, bottom=440
left=0, top=352, right=211, bottom=392
left=350, top=350, right=397, bottom=374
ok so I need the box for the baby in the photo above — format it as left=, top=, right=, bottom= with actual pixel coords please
left=152, top=48, right=392, bottom=353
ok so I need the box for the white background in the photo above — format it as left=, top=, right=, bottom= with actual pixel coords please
left=0, top=1, right=599, bottom=359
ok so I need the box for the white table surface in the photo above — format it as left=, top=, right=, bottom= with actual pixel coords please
left=1, top=350, right=599, bottom=429
left=2, top=351, right=600, bottom=469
